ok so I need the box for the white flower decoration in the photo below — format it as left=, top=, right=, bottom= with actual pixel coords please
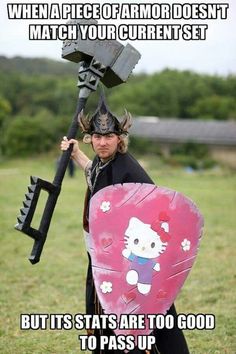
left=181, top=238, right=191, bottom=252
left=100, top=201, right=111, bottom=212
left=100, top=281, right=113, bottom=294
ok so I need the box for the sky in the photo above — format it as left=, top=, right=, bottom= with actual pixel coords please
left=0, top=0, right=235, bottom=76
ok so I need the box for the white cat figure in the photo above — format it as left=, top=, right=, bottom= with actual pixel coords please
left=122, top=216, right=169, bottom=295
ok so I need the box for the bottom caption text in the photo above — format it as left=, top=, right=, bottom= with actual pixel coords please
left=20, top=313, right=215, bottom=350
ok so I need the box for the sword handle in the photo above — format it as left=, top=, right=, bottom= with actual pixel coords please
left=53, top=96, right=87, bottom=186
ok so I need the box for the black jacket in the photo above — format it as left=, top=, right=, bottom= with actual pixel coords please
left=90, top=151, right=153, bottom=196
left=83, top=151, right=153, bottom=233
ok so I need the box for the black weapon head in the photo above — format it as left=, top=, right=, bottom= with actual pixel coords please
left=62, top=20, right=141, bottom=88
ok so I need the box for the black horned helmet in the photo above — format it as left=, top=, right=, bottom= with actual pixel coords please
left=78, top=95, right=132, bottom=137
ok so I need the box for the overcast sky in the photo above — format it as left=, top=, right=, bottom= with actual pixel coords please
left=0, top=0, right=235, bottom=76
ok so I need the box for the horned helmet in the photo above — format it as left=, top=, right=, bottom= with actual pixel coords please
left=78, top=95, right=132, bottom=142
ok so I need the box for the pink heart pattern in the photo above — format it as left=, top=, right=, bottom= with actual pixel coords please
left=89, top=183, right=203, bottom=339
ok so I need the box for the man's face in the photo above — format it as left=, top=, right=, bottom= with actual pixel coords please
left=91, top=133, right=121, bottom=161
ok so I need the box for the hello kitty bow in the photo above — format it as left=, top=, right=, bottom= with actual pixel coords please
left=151, top=211, right=171, bottom=243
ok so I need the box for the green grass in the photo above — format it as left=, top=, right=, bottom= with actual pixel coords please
left=0, top=154, right=235, bottom=354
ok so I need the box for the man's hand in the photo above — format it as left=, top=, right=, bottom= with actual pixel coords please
left=60, top=136, right=91, bottom=171
left=60, top=136, right=80, bottom=158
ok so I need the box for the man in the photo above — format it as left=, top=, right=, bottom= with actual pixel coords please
left=61, top=96, right=189, bottom=354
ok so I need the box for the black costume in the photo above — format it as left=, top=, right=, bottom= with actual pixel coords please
left=82, top=151, right=189, bottom=354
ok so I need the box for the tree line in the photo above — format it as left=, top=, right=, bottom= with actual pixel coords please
left=0, top=56, right=235, bottom=157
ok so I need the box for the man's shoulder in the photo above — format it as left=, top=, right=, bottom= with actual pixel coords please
left=113, top=152, right=154, bottom=184
left=114, top=152, right=138, bottom=164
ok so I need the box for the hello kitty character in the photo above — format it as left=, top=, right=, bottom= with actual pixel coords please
left=122, top=213, right=171, bottom=295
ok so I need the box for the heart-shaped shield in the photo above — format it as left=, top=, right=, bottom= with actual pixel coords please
left=88, top=183, right=203, bottom=340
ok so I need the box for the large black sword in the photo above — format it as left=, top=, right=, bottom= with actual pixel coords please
left=14, top=19, right=141, bottom=264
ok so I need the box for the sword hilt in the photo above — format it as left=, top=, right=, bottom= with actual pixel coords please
left=15, top=176, right=61, bottom=264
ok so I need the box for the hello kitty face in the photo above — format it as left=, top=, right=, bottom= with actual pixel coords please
left=124, top=217, right=167, bottom=259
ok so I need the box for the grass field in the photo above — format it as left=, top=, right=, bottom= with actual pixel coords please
left=0, top=153, right=235, bottom=354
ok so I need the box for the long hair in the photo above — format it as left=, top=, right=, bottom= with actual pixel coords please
left=118, top=134, right=129, bottom=153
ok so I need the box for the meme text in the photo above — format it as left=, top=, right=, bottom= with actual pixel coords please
left=7, top=2, right=229, bottom=41
left=20, top=313, right=215, bottom=350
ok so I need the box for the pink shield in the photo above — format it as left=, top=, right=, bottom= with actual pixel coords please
left=88, top=183, right=203, bottom=339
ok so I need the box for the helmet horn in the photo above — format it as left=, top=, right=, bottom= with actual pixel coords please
left=77, top=110, right=90, bottom=133
left=119, top=110, right=132, bottom=133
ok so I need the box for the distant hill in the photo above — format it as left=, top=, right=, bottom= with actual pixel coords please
left=0, top=55, right=77, bottom=77
left=0, top=56, right=235, bottom=121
